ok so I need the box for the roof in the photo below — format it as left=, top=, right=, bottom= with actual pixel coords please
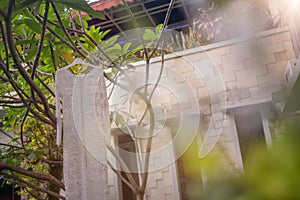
left=88, top=0, right=209, bottom=38
left=90, top=0, right=134, bottom=11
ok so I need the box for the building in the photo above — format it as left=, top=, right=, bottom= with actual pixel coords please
left=85, top=0, right=300, bottom=199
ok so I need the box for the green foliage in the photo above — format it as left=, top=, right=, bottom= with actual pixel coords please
left=52, top=0, right=105, bottom=19
left=0, top=0, right=187, bottom=198
left=0, top=0, right=148, bottom=198
left=193, top=122, right=300, bottom=200
left=0, top=0, right=116, bottom=198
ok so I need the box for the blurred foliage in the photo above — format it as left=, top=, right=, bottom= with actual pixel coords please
left=179, top=0, right=280, bottom=45
left=185, top=119, right=300, bottom=200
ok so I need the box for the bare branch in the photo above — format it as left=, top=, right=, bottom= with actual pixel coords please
left=32, top=0, right=50, bottom=77
left=149, top=0, right=175, bottom=58
left=121, top=0, right=149, bottom=60
left=107, top=144, right=139, bottom=190
left=20, top=110, right=29, bottom=148
left=107, top=161, right=137, bottom=193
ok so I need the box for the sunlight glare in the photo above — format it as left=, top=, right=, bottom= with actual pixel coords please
left=292, top=0, right=300, bottom=8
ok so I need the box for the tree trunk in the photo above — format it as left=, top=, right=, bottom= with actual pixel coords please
left=48, top=163, right=63, bottom=200
left=48, top=131, right=63, bottom=200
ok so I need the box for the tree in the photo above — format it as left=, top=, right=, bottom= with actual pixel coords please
left=0, top=0, right=175, bottom=199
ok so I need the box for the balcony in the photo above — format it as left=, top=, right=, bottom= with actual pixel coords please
left=89, top=0, right=281, bottom=44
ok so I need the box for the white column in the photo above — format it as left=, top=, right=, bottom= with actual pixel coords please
left=229, top=115, right=244, bottom=173
left=260, top=112, right=273, bottom=148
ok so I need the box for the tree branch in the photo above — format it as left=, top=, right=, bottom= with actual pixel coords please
left=0, top=162, right=65, bottom=190
left=0, top=143, right=23, bottom=149
left=32, top=0, right=50, bottom=77
left=0, top=171, right=65, bottom=199
left=0, top=22, right=9, bottom=69
left=5, top=0, right=56, bottom=125
left=121, top=0, right=149, bottom=60
left=107, top=144, right=139, bottom=190
left=149, top=0, right=175, bottom=58
left=107, top=161, right=137, bottom=193
left=51, top=2, right=86, bottom=58
left=23, top=186, right=45, bottom=200
left=0, top=62, right=54, bottom=126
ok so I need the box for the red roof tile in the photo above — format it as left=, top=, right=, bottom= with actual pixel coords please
left=90, top=0, right=134, bottom=11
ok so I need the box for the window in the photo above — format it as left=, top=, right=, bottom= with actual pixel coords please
left=116, top=134, right=140, bottom=200
left=234, top=111, right=267, bottom=167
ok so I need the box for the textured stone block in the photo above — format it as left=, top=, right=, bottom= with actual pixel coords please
left=266, top=60, right=287, bottom=79
left=286, top=49, right=296, bottom=59
left=208, top=46, right=231, bottom=56
left=194, top=59, right=215, bottom=77
left=280, top=31, right=292, bottom=42
left=230, top=43, right=252, bottom=60
left=249, top=86, right=263, bottom=98
left=275, top=51, right=289, bottom=61
left=272, top=43, right=286, bottom=53
left=183, top=71, right=201, bottom=81
left=189, top=78, right=206, bottom=88
left=205, top=75, right=227, bottom=94
left=260, top=53, right=276, bottom=64
left=283, top=40, right=294, bottom=50
left=197, top=87, right=210, bottom=98
left=164, top=59, right=175, bottom=67
left=235, top=69, right=258, bottom=88
left=226, top=81, right=238, bottom=90
left=221, top=54, right=244, bottom=70
left=227, top=88, right=250, bottom=101
left=173, top=59, right=195, bottom=73
left=222, top=69, right=238, bottom=82
left=185, top=52, right=204, bottom=62
left=210, top=55, right=223, bottom=66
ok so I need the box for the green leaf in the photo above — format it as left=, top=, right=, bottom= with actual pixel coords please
left=156, top=24, right=163, bottom=34
left=99, top=29, right=111, bottom=40
left=130, top=45, right=143, bottom=55
left=102, top=35, right=119, bottom=49
left=52, top=0, right=105, bottom=19
left=15, top=39, right=36, bottom=45
left=123, top=42, right=131, bottom=52
left=143, top=29, right=156, bottom=41
left=24, top=18, right=42, bottom=34
left=25, top=44, right=38, bottom=62
left=13, top=0, right=42, bottom=16
left=0, top=0, right=8, bottom=9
